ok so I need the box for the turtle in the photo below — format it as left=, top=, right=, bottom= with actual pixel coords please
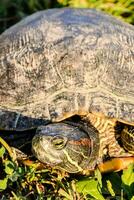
left=0, top=8, right=134, bottom=174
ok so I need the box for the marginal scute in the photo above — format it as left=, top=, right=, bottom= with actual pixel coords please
left=0, top=109, right=48, bottom=130
left=48, top=91, right=76, bottom=121
left=118, top=103, right=134, bottom=123
left=0, top=110, right=19, bottom=129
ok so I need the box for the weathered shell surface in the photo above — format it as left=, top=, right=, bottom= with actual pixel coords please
left=0, top=8, right=134, bottom=129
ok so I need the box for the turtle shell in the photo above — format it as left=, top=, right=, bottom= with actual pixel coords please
left=0, top=8, right=134, bottom=130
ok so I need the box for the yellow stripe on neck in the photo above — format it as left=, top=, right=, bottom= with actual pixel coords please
left=63, top=149, right=83, bottom=172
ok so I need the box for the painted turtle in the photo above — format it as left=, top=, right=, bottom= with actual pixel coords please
left=0, top=8, right=134, bottom=173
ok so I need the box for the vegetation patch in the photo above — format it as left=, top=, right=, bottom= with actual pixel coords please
left=0, top=138, right=134, bottom=199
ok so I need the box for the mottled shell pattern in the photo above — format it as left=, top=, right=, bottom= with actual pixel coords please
left=0, top=8, right=134, bottom=130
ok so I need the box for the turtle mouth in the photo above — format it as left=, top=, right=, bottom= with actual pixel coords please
left=36, top=148, right=63, bottom=166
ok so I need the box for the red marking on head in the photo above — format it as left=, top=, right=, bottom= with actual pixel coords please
left=69, top=138, right=91, bottom=147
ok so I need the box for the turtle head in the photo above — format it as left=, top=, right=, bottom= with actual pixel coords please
left=32, top=123, right=99, bottom=173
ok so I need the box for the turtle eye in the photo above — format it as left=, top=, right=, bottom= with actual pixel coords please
left=51, top=136, right=67, bottom=149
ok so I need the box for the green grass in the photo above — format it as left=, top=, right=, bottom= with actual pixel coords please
left=58, top=0, right=134, bottom=24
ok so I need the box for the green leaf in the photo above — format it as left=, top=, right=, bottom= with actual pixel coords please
left=106, top=180, right=115, bottom=197
left=95, top=169, right=102, bottom=188
left=4, top=160, right=15, bottom=175
left=9, top=168, right=22, bottom=182
left=0, top=145, right=5, bottom=157
left=122, top=163, right=134, bottom=186
left=0, top=178, right=8, bottom=191
left=76, top=177, right=105, bottom=200
left=121, top=163, right=134, bottom=199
